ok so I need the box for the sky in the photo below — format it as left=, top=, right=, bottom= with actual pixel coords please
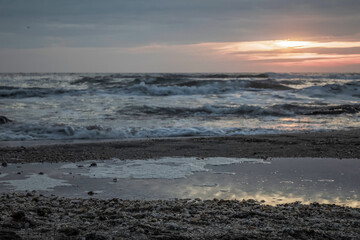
left=0, top=0, right=360, bottom=72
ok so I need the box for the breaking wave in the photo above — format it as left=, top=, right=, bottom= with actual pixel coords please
left=1, top=72, right=360, bottom=141
left=2, top=73, right=359, bottom=98
left=120, top=79, right=292, bottom=96
left=0, top=123, right=275, bottom=141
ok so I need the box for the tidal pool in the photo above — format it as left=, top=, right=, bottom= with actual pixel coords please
left=0, top=157, right=359, bottom=207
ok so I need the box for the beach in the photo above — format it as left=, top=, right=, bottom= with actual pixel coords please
left=1, top=0, right=360, bottom=237
left=1, top=130, right=360, bottom=239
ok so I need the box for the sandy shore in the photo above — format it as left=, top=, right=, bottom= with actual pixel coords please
left=1, top=129, right=360, bottom=164
left=1, top=193, right=359, bottom=240
left=1, top=130, right=360, bottom=239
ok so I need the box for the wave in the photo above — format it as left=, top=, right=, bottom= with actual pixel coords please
left=2, top=73, right=359, bottom=99
left=0, top=86, right=85, bottom=98
left=300, top=81, right=360, bottom=98
left=1, top=74, right=291, bottom=98
left=0, top=73, right=80, bottom=81
left=120, top=104, right=288, bottom=117
left=122, top=79, right=291, bottom=96
left=1, top=80, right=359, bottom=99
left=303, top=104, right=360, bottom=115
left=0, top=123, right=276, bottom=141
left=267, top=72, right=360, bottom=80
left=69, top=73, right=290, bottom=95
left=0, top=81, right=290, bottom=98
left=120, top=103, right=360, bottom=117
left=72, top=73, right=268, bottom=82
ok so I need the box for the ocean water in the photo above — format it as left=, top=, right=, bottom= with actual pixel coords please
left=0, top=72, right=359, bottom=141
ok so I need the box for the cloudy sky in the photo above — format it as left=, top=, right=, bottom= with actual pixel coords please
left=1, top=0, right=360, bottom=72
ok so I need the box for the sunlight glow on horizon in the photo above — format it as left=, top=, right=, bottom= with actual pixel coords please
left=209, top=40, right=360, bottom=67
left=2, top=39, right=360, bottom=72
left=123, top=39, right=360, bottom=70
left=215, top=40, right=360, bottom=52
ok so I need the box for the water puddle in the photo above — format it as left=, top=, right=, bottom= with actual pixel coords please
left=1, top=174, right=71, bottom=191
left=0, top=157, right=359, bottom=207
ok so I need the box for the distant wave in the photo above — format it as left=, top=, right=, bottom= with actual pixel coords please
left=300, top=81, right=360, bottom=98
left=267, top=72, right=360, bottom=80
left=0, top=86, right=85, bottom=98
left=1, top=78, right=292, bottom=98
left=2, top=80, right=359, bottom=98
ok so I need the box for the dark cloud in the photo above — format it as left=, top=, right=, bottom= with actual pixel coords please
left=0, top=0, right=359, bottom=48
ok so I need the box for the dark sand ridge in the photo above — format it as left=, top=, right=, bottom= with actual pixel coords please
left=1, top=129, right=360, bottom=163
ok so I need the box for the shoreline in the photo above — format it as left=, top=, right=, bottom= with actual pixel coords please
left=1, top=129, right=360, bottom=163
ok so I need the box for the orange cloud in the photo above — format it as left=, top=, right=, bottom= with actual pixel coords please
left=211, top=40, right=360, bottom=67
left=128, top=40, right=360, bottom=67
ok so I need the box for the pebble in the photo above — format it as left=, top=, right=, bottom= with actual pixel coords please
left=11, top=211, right=25, bottom=221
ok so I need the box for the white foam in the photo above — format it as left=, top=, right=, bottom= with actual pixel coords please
left=0, top=124, right=275, bottom=141
left=318, top=179, right=335, bottom=183
left=61, top=157, right=267, bottom=179
left=0, top=174, right=72, bottom=191
left=193, top=183, right=218, bottom=187
left=125, top=80, right=248, bottom=96
left=280, top=181, right=294, bottom=184
left=301, top=179, right=313, bottom=182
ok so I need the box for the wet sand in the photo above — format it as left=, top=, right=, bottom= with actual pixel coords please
left=1, top=129, right=360, bottom=164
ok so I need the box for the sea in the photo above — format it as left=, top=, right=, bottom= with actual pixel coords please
left=0, top=72, right=359, bottom=141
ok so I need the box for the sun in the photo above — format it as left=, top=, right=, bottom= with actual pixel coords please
left=274, top=40, right=313, bottom=49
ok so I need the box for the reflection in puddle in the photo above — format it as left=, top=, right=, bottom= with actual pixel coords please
left=0, top=157, right=359, bottom=207
left=182, top=181, right=360, bottom=207
left=0, top=173, right=8, bottom=178
left=1, top=174, right=71, bottom=191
